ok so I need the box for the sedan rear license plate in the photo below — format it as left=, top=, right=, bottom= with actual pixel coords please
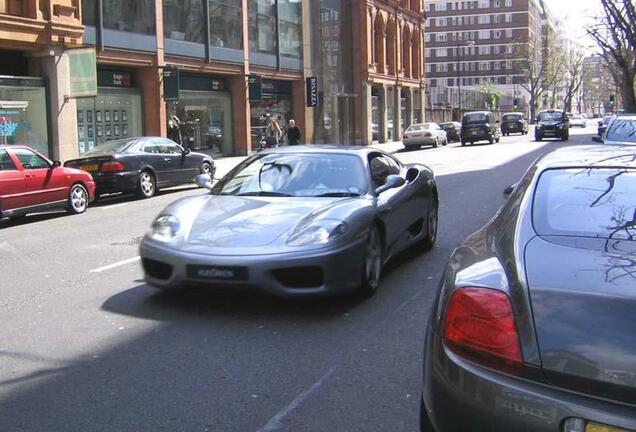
left=80, top=164, right=98, bottom=172
left=586, top=423, right=632, bottom=432
left=471, top=131, right=478, bottom=135
left=186, top=265, right=248, bottom=281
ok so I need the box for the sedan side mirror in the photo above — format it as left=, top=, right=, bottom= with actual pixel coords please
left=503, top=183, right=517, bottom=198
left=52, top=160, right=62, bottom=168
left=195, top=174, right=213, bottom=190
left=182, top=147, right=191, bottom=155
left=375, top=174, right=406, bottom=194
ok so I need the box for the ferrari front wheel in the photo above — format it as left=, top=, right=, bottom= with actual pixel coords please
left=359, top=226, right=383, bottom=298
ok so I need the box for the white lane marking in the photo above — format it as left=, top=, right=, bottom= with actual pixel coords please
left=257, top=367, right=336, bottom=432
left=89, top=256, right=140, bottom=273
left=99, top=203, right=130, bottom=210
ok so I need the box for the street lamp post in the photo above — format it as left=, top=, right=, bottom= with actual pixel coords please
left=456, top=40, right=475, bottom=121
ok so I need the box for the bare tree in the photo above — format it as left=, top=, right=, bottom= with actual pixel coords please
left=562, top=47, right=586, bottom=113
left=508, top=34, right=563, bottom=122
left=587, top=0, right=636, bottom=112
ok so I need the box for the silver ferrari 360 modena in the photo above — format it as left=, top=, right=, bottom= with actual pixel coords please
left=139, top=145, right=438, bottom=298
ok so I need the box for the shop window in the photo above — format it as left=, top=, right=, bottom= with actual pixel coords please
left=163, top=0, right=205, bottom=43
left=102, top=0, right=156, bottom=34
left=250, top=86, right=292, bottom=150
left=209, top=0, right=243, bottom=49
left=82, top=0, right=95, bottom=26
left=0, top=81, right=49, bottom=156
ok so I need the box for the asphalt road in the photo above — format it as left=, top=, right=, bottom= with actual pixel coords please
left=0, top=126, right=594, bottom=432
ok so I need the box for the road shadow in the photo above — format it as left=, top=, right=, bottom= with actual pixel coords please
left=91, top=184, right=200, bottom=207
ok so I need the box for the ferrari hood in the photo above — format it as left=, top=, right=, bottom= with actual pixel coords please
left=170, top=195, right=357, bottom=251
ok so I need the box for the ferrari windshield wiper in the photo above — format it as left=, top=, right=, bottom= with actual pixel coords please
left=313, top=192, right=362, bottom=197
left=235, top=191, right=294, bottom=197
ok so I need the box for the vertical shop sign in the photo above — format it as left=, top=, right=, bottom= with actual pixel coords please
left=249, top=75, right=263, bottom=102
left=306, top=77, right=318, bottom=107
left=163, top=67, right=180, bottom=102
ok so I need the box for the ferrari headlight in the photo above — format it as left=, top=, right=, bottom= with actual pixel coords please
left=287, top=219, right=349, bottom=247
left=151, top=215, right=180, bottom=242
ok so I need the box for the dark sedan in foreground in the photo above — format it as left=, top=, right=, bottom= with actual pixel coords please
left=421, top=145, right=636, bottom=431
left=65, top=137, right=215, bottom=199
left=140, top=146, right=439, bottom=298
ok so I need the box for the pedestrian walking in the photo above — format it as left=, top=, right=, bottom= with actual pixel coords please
left=286, top=119, right=301, bottom=146
left=265, top=118, right=282, bottom=147
left=167, top=115, right=183, bottom=146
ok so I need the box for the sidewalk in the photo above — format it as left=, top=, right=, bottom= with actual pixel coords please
left=212, top=141, right=406, bottom=180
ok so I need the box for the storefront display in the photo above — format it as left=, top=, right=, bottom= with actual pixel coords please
left=0, top=77, right=49, bottom=156
left=76, top=70, right=143, bottom=155
left=168, top=74, right=233, bottom=156
left=250, top=80, right=292, bottom=149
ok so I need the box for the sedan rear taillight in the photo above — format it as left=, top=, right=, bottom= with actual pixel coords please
left=101, top=161, right=125, bottom=172
left=444, top=287, right=522, bottom=373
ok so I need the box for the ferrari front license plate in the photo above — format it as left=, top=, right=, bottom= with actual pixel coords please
left=80, top=164, right=98, bottom=172
left=586, top=423, right=631, bottom=432
left=187, top=265, right=248, bottom=281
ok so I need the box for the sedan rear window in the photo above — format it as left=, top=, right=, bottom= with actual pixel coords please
left=533, top=168, right=636, bottom=240
left=605, top=119, right=636, bottom=143
left=83, top=138, right=135, bottom=156
left=502, top=114, right=522, bottom=121
left=463, top=113, right=488, bottom=124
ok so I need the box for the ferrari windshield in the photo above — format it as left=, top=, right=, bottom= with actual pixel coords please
left=213, top=152, right=369, bottom=197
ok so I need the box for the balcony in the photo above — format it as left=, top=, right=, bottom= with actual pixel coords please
left=0, top=0, right=83, bottom=46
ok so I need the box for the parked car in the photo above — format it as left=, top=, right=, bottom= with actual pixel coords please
left=603, top=114, right=636, bottom=145
left=64, top=137, right=215, bottom=199
left=596, top=114, right=615, bottom=142
left=140, top=146, right=439, bottom=298
left=0, top=145, right=95, bottom=220
left=534, top=109, right=569, bottom=141
left=438, top=122, right=462, bottom=142
left=403, top=123, right=448, bottom=150
left=421, top=145, right=636, bottom=432
left=500, top=112, right=528, bottom=136
left=569, top=114, right=587, bottom=128
left=460, top=111, right=501, bottom=145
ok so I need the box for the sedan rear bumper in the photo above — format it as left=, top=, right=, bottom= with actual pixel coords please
left=92, top=171, right=139, bottom=195
left=139, top=237, right=368, bottom=297
left=422, top=327, right=636, bottom=432
left=404, top=137, right=438, bottom=147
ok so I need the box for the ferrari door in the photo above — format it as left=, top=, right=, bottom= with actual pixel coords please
left=370, top=154, right=411, bottom=251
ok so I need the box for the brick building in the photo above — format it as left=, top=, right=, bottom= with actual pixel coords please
left=423, top=0, right=549, bottom=116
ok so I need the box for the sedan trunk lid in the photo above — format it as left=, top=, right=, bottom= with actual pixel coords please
left=525, top=235, right=636, bottom=403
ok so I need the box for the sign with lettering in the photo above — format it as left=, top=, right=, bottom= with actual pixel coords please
left=163, top=67, right=180, bottom=101
left=249, top=75, right=263, bottom=102
left=306, top=77, right=318, bottom=107
left=68, top=48, right=97, bottom=98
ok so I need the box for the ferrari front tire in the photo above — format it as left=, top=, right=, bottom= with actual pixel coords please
left=359, top=226, right=383, bottom=298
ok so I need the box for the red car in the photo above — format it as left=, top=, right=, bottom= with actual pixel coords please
left=0, top=145, right=95, bottom=220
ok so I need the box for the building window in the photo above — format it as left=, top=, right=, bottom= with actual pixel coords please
left=505, top=0, right=511, bottom=5
left=478, top=0, right=489, bottom=8
left=505, top=13, right=512, bottom=22
left=163, top=0, right=205, bottom=43
left=278, top=0, right=302, bottom=58
left=505, top=29, right=513, bottom=38
left=82, top=0, right=95, bottom=26
left=208, top=0, right=243, bottom=49
left=102, top=0, right=156, bottom=34
left=478, top=15, right=490, bottom=24
left=249, top=0, right=276, bottom=54
left=479, top=30, right=490, bottom=39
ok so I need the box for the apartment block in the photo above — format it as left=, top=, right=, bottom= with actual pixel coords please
left=424, top=0, right=547, bottom=114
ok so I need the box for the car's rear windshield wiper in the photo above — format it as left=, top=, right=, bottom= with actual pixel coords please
left=313, top=192, right=362, bottom=197
left=235, top=191, right=294, bottom=197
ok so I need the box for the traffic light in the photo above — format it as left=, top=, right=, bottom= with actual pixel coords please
left=513, top=97, right=519, bottom=111
left=609, top=94, right=616, bottom=106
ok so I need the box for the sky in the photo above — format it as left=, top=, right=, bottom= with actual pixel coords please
left=544, top=0, right=604, bottom=46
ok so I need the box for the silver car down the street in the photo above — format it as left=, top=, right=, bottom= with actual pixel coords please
left=421, top=145, right=636, bottom=431
left=140, top=146, right=439, bottom=298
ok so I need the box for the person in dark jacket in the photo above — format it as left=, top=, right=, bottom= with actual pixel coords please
left=286, top=119, right=301, bottom=145
left=167, top=115, right=183, bottom=146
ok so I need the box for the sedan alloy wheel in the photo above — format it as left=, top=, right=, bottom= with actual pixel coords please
left=137, top=171, right=156, bottom=199
left=68, top=184, right=88, bottom=214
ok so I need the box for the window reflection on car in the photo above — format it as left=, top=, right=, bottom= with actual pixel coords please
left=605, top=118, right=636, bottom=144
